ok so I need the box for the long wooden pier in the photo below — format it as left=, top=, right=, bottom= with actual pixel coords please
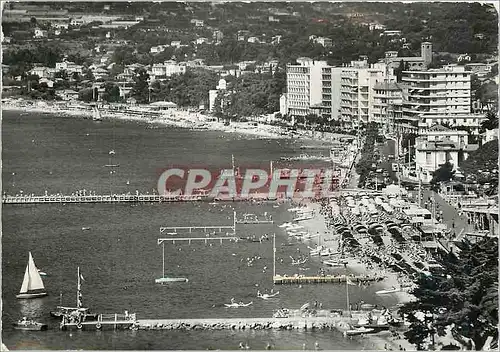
left=273, top=274, right=384, bottom=285
left=2, top=194, right=205, bottom=204
left=2, top=194, right=284, bottom=204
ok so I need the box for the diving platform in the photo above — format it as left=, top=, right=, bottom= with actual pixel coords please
left=60, top=313, right=136, bottom=330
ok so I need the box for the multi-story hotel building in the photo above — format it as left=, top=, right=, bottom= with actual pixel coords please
left=320, top=66, right=342, bottom=122
left=372, top=82, right=404, bottom=132
left=401, top=65, right=483, bottom=134
left=339, top=60, right=395, bottom=129
left=285, top=57, right=328, bottom=117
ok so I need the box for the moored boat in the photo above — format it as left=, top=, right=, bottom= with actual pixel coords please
left=323, top=259, right=347, bottom=267
left=375, top=287, right=401, bottom=295
left=13, top=318, right=48, bottom=331
left=344, top=326, right=375, bottom=336
left=50, top=306, right=98, bottom=320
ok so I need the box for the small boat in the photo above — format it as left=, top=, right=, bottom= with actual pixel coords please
left=301, top=233, right=319, bottom=240
left=359, top=303, right=376, bottom=310
left=288, top=207, right=307, bottom=212
left=323, top=259, right=347, bottom=267
left=104, top=164, right=120, bottom=167
left=13, top=318, right=47, bottom=331
left=155, top=277, right=189, bottom=283
left=293, top=215, right=314, bottom=222
left=290, top=256, right=308, bottom=265
left=345, top=326, right=375, bottom=336
left=37, top=269, right=48, bottom=276
left=81, top=227, right=91, bottom=231
left=257, top=290, right=279, bottom=300
left=17, top=252, right=48, bottom=299
left=224, top=301, right=253, bottom=308
left=278, top=222, right=292, bottom=228
left=309, top=246, right=324, bottom=256
left=375, top=287, right=401, bottom=295
left=50, top=306, right=98, bottom=320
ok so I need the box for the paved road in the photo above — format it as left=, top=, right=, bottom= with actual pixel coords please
left=379, top=138, right=472, bottom=235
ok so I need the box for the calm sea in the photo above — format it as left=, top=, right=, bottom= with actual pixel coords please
left=1, top=111, right=399, bottom=350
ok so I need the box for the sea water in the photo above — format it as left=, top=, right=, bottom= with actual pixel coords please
left=2, top=111, right=399, bottom=350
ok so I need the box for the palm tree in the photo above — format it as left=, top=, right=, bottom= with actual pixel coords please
left=480, top=111, right=498, bottom=131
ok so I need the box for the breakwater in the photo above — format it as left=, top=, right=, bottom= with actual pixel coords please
left=135, top=316, right=354, bottom=331
left=273, top=274, right=385, bottom=285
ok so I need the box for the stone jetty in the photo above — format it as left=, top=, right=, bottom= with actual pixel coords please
left=135, top=315, right=354, bottom=331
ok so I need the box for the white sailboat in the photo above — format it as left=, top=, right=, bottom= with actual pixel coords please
left=155, top=242, right=188, bottom=284
left=16, top=252, right=48, bottom=299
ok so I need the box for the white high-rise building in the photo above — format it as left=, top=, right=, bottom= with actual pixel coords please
left=321, top=66, right=342, bottom=122
left=402, top=65, right=472, bottom=118
left=340, top=60, right=395, bottom=129
left=286, top=58, right=328, bottom=117
left=401, top=65, right=483, bottom=133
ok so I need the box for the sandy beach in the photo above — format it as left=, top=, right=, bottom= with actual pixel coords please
left=2, top=99, right=346, bottom=143
left=289, top=201, right=416, bottom=351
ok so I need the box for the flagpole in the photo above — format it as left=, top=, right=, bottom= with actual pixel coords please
left=77, top=266, right=80, bottom=308
left=346, top=276, right=349, bottom=312
left=273, top=233, right=276, bottom=280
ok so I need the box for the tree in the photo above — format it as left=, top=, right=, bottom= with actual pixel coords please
left=213, top=90, right=224, bottom=121
left=460, top=140, right=498, bottom=180
left=430, top=161, right=455, bottom=188
left=400, top=237, right=498, bottom=350
left=131, top=68, right=150, bottom=104
left=103, top=83, right=121, bottom=102
left=78, top=88, right=94, bottom=102
left=72, top=72, right=82, bottom=90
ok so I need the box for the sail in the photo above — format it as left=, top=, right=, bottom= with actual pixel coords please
left=19, top=252, right=45, bottom=293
